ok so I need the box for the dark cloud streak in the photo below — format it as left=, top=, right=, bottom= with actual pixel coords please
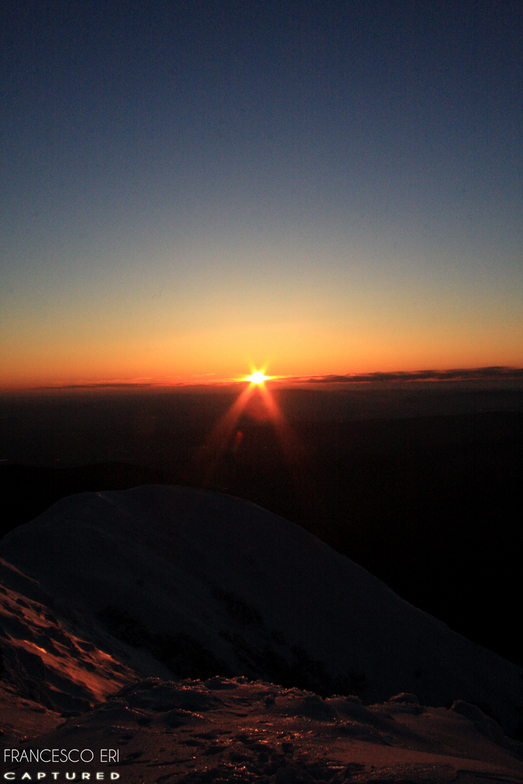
left=300, top=366, right=523, bottom=385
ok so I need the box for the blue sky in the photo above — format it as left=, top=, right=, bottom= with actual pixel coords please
left=1, top=0, right=522, bottom=388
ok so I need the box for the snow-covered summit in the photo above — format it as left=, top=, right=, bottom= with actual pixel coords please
left=1, top=484, right=521, bottom=738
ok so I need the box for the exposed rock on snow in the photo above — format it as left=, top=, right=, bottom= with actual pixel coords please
left=1, top=485, right=522, bottom=738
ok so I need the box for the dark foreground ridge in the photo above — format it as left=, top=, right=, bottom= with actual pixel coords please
left=1, top=484, right=522, bottom=738
left=2, top=408, right=522, bottom=668
left=1, top=485, right=523, bottom=782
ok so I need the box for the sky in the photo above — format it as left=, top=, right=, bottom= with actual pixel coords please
left=1, top=0, right=522, bottom=390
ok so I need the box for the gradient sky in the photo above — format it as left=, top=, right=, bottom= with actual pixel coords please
left=2, top=0, right=522, bottom=389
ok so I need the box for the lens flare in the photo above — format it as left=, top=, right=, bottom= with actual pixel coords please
left=193, top=365, right=304, bottom=491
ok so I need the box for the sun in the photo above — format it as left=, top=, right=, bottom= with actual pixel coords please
left=247, top=370, right=269, bottom=385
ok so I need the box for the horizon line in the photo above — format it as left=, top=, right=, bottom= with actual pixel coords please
left=2, top=365, right=523, bottom=394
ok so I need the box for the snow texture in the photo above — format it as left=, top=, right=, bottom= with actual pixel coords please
left=1, top=485, right=522, bottom=782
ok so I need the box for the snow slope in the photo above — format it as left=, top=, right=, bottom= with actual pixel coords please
left=1, top=485, right=522, bottom=739
left=0, top=558, right=136, bottom=709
